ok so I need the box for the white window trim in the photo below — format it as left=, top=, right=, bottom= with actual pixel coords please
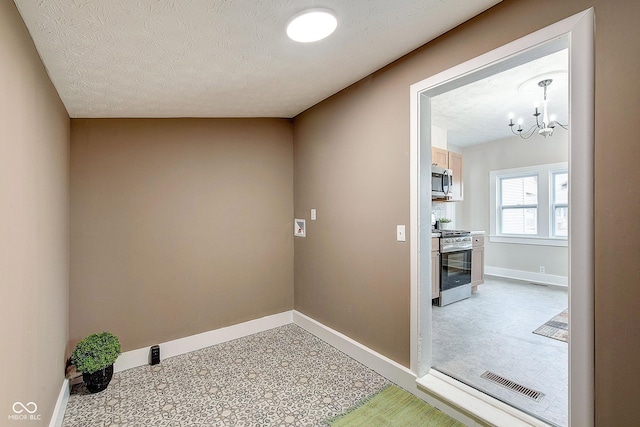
left=489, top=162, right=568, bottom=247
left=551, top=171, right=569, bottom=237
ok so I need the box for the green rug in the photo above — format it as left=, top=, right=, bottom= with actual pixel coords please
left=328, top=385, right=465, bottom=426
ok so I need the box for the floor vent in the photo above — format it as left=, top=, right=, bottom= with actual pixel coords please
left=480, top=371, right=545, bottom=402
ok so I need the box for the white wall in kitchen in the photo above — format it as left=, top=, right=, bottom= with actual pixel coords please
left=432, top=201, right=457, bottom=228
left=432, top=125, right=448, bottom=150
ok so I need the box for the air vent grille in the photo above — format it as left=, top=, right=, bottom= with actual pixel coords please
left=480, top=371, right=545, bottom=401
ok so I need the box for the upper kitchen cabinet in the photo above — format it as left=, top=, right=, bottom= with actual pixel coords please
left=431, top=147, right=463, bottom=201
left=431, top=147, right=449, bottom=168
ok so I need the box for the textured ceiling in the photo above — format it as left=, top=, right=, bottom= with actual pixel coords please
left=14, top=0, right=501, bottom=118
left=432, top=49, right=569, bottom=147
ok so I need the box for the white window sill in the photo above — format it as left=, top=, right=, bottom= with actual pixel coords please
left=416, top=370, right=552, bottom=427
left=489, top=235, right=568, bottom=247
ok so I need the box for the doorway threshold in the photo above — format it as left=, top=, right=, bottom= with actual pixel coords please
left=416, top=370, right=552, bottom=427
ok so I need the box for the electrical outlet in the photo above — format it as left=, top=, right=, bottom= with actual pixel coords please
left=539, top=266, right=545, bottom=274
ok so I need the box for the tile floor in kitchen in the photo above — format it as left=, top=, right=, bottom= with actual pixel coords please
left=432, top=276, right=568, bottom=427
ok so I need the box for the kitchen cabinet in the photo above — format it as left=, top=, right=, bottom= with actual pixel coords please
left=431, top=237, right=440, bottom=299
left=431, top=148, right=463, bottom=201
left=471, top=235, right=484, bottom=290
left=431, top=147, right=449, bottom=168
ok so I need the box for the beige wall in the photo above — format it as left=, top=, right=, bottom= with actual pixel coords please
left=0, top=2, right=70, bottom=425
left=293, top=0, right=640, bottom=424
left=3, top=0, right=639, bottom=424
left=293, top=77, right=412, bottom=365
left=70, top=119, right=294, bottom=351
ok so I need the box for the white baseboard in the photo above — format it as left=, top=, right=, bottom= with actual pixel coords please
left=114, top=311, right=292, bottom=373
left=59, top=309, right=545, bottom=427
left=291, top=311, right=478, bottom=426
left=53, top=312, right=292, bottom=424
left=291, top=311, right=415, bottom=388
left=485, top=266, right=568, bottom=287
left=293, top=311, right=555, bottom=426
left=49, top=378, right=69, bottom=427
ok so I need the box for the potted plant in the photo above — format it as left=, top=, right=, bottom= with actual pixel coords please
left=71, top=332, right=121, bottom=393
left=437, top=217, right=452, bottom=230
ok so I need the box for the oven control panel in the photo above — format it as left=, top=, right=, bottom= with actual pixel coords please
left=440, top=236, right=473, bottom=253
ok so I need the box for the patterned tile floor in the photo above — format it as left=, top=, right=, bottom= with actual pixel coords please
left=63, top=324, right=390, bottom=426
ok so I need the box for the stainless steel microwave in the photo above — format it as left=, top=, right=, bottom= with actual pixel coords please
left=432, top=166, right=452, bottom=199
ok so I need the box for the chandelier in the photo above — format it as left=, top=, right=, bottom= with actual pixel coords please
left=508, top=79, right=568, bottom=139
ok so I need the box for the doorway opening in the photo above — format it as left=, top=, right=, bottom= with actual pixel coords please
left=409, top=9, right=594, bottom=427
left=430, top=47, right=569, bottom=425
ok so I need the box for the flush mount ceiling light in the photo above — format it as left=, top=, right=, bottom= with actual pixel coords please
left=286, top=9, right=337, bottom=43
left=508, top=79, right=568, bottom=139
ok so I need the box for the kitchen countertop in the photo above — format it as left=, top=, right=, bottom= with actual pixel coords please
left=431, top=230, right=485, bottom=237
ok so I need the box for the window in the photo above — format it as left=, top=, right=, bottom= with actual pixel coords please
left=489, top=163, right=568, bottom=246
left=552, top=172, right=568, bottom=237
left=500, top=175, right=538, bottom=235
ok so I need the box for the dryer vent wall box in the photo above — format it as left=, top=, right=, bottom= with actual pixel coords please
left=294, top=219, right=306, bottom=237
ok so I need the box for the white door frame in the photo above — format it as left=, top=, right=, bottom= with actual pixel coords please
left=409, top=9, right=594, bottom=426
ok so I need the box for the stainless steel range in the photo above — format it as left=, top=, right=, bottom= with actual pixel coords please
left=437, top=230, right=472, bottom=306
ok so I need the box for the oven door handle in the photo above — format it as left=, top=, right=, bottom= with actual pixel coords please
left=441, top=245, right=473, bottom=254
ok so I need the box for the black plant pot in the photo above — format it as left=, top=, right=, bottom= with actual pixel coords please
left=82, top=365, right=114, bottom=393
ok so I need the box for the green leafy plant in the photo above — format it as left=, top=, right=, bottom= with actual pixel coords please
left=71, top=332, right=121, bottom=374
left=437, top=217, right=452, bottom=223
